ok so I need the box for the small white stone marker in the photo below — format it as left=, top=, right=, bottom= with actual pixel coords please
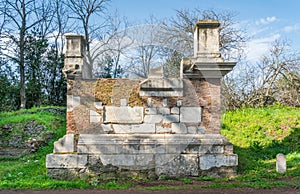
left=276, top=153, right=286, bottom=173
left=176, top=100, right=182, bottom=107
left=120, top=99, right=127, bottom=106
left=162, top=98, right=168, bottom=107
left=147, top=98, right=152, bottom=107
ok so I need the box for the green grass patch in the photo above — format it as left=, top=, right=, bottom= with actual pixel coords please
left=0, top=105, right=299, bottom=190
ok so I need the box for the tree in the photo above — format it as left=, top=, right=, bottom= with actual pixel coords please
left=65, top=0, right=110, bottom=78
left=222, top=39, right=300, bottom=109
left=0, top=0, right=48, bottom=109
left=160, top=8, right=247, bottom=61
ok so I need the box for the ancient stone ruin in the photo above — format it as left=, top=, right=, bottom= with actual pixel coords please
left=46, top=20, right=238, bottom=179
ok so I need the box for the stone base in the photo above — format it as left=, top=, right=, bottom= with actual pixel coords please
left=46, top=134, right=237, bottom=180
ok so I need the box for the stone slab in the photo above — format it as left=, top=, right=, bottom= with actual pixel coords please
left=199, top=154, right=238, bottom=170
left=180, top=107, right=202, bottom=123
left=145, top=107, right=157, bottom=115
left=104, top=106, right=144, bottom=124
left=144, top=115, right=163, bottom=123
left=163, top=115, right=180, bottom=123
left=113, top=124, right=155, bottom=133
left=155, top=154, right=199, bottom=177
left=156, top=126, right=171, bottom=133
left=101, top=124, right=113, bottom=133
left=100, top=154, right=154, bottom=169
left=67, top=95, right=80, bottom=112
left=158, top=108, right=170, bottom=115
left=172, top=123, right=187, bottom=133
left=276, top=153, right=286, bottom=173
left=90, top=110, right=101, bottom=123
left=53, top=134, right=74, bottom=153
left=171, top=107, right=180, bottom=114
left=46, top=154, right=87, bottom=168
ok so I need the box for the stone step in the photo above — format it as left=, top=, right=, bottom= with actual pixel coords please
left=77, top=134, right=234, bottom=154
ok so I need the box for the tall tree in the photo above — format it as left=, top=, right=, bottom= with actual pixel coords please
left=0, top=0, right=48, bottom=109
left=160, top=8, right=247, bottom=61
left=66, top=0, right=110, bottom=78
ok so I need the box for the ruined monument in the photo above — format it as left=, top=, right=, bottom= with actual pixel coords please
left=46, top=20, right=238, bottom=179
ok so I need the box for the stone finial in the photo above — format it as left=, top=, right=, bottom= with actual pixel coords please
left=194, top=20, right=221, bottom=59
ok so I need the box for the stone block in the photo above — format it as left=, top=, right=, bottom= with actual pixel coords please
left=198, top=126, right=206, bottom=134
left=163, top=115, right=179, bottom=123
left=276, top=153, right=286, bottom=173
left=198, top=145, right=224, bottom=154
left=113, top=124, right=155, bottom=133
left=53, top=134, right=74, bottom=153
left=120, top=99, right=127, bottom=106
left=171, top=107, right=179, bottom=114
left=187, top=126, right=197, bottom=134
left=46, top=154, right=87, bottom=168
left=158, top=107, right=170, bottom=115
left=156, top=126, right=171, bottom=133
left=90, top=110, right=100, bottom=123
left=162, top=99, right=168, bottom=107
left=100, top=154, right=154, bottom=169
left=180, top=107, right=202, bottom=123
left=199, top=154, right=238, bottom=170
left=145, top=107, right=157, bottom=115
left=104, top=106, right=144, bottom=124
left=144, top=115, right=163, bottom=123
left=67, top=95, right=80, bottom=112
left=172, top=123, right=187, bottom=133
left=156, top=154, right=198, bottom=177
left=176, top=100, right=182, bottom=107
left=101, top=124, right=113, bottom=133
left=94, top=101, right=103, bottom=109
left=147, top=98, right=152, bottom=107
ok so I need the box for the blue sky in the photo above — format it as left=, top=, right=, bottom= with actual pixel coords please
left=109, top=0, right=300, bottom=62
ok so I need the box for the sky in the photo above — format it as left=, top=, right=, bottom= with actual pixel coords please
left=109, top=0, right=300, bottom=62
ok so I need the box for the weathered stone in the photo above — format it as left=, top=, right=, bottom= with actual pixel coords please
left=158, top=107, right=170, bottom=115
left=139, top=79, right=183, bottom=97
left=171, top=107, right=180, bottom=114
left=53, top=134, right=75, bottom=153
left=172, top=123, right=187, bottom=134
left=176, top=100, right=182, bottom=107
left=67, top=95, right=80, bottom=112
left=101, top=124, right=113, bottom=133
left=104, top=106, right=144, bottom=124
left=156, top=154, right=198, bottom=177
left=46, top=154, right=87, bottom=168
left=199, top=154, right=238, bottom=170
left=120, top=99, right=127, bottom=106
left=187, top=126, right=197, bottom=134
left=147, top=98, right=152, bottom=107
left=163, top=115, right=180, bottom=123
left=198, top=126, right=206, bottom=134
left=145, top=107, right=157, bottom=115
left=162, top=99, right=168, bottom=107
left=94, top=101, right=102, bottom=109
left=100, top=154, right=154, bottom=169
left=144, top=115, right=163, bottom=123
left=90, top=110, right=100, bottom=123
left=113, top=124, right=155, bottom=133
left=276, top=153, right=286, bottom=173
left=156, top=126, right=171, bottom=133
left=180, top=107, right=202, bottom=123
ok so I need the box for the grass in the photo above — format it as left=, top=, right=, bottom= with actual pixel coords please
left=0, top=105, right=299, bottom=190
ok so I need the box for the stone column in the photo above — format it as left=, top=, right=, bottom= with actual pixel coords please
left=63, top=34, right=92, bottom=79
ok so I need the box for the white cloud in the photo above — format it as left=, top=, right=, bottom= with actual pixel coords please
left=284, top=24, right=300, bottom=33
left=255, top=16, right=277, bottom=25
left=246, top=33, right=281, bottom=62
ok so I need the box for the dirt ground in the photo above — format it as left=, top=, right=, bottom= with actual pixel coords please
left=0, top=187, right=299, bottom=194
